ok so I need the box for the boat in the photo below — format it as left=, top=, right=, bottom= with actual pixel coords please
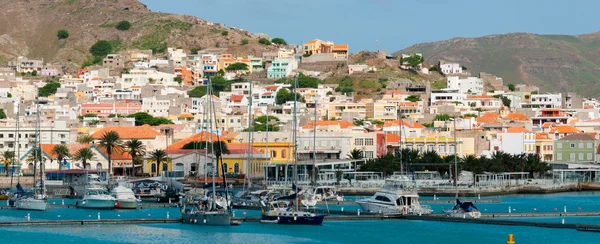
left=260, top=76, right=326, bottom=225
left=261, top=201, right=325, bottom=225
left=307, top=186, right=345, bottom=202
left=357, top=176, right=432, bottom=215
left=232, top=189, right=271, bottom=207
left=443, top=199, right=481, bottom=219
left=180, top=76, right=233, bottom=226
left=15, top=196, right=47, bottom=211
left=111, top=185, right=140, bottom=209
left=76, top=174, right=117, bottom=209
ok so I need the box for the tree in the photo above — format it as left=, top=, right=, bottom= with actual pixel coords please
left=7, top=92, right=11, bottom=98
left=434, top=114, right=452, bottom=121
left=250, top=115, right=280, bottom=132
left=271, top=38, right=287, bottom=45
left=51, top=145, right=71, bottom=166
left=57, top=30, right=70, bottom=39
left=187, top=86, right=207, bottom=98
left=336, top=170, right=344, bottom=184
left=241, top=39, right=249, bottom=45
left=124, top=139, right=146, bottom=177
left=73, top=148, right=96, bottom=169
left=2, top=150, right=15, bottom=176
left=461, top=66, right=467, bottom=71
left=116, top=21, right=132, bottom=31
left=127, top=112, right=174, bottom=126
left=221, top=31, right=228, bottom=36
left=428, top=66, right=438, bottom=72
left=508, top=84, right=515, bottom=92
left=401, top=55, right=424, bottom=69
left=31, top=70, right=38, bottom=76
left=89, top=40, right=113, bottom=57
left=275, top=88, right=302, bottom=105
left=297, top=73, right=319, bottom=88
left=149, top=149, right=168, bottom=176
left=217, top=69, right=225, bottom=76
left=0, top=109, right=6, bottom=119
left=174, top=77, right=183, bottom=84
left=38, top=81, right=61, bottom=97
left=405, top=95, right=421, bottom=102
left=77, top=134, right=94, bottom=144
left=225, top=62, right=249, bottom=72
left=493, top=95, right=512, bottom=107
left=26, top=148, right=43, bottom=165
left=258, top=38, right=271, bottom=45
left=98, top=131, right=123, bottom=176
left=348, top=149, right=363, bottom=160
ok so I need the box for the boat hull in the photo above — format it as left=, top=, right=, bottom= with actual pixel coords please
left=182, top=212, right=231, bottom=226
left=76, top=199, right=117, bottom=210
left=16, top=199, right=47, bottom=211
left=116, top=200, right=139, bottom=209
left=444, top=210, right=481, bottom=219
left=261, top=215, right=324, bottom=225
left=357, top=201, right=398, bottom=214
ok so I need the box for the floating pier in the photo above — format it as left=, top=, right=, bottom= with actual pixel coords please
left=0, top=218, right=180, bottom=226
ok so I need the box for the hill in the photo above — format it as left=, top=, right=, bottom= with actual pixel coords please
left=394, top=32, right=600, bottom=97
left=0, top=0, right=276, bottom=69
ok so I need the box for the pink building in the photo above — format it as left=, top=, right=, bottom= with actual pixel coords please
left=81, top=102, right=143, bottom=117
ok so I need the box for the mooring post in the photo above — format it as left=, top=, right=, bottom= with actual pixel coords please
left=507, top=234, right=515, bottom=244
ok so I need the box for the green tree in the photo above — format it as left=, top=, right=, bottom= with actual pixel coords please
left=124, top=139, right=146, bottom=177
left=7, top=92, right=11, bottom=98
left=174, top=77, right=183, bottom=84
left=127, top=112, right=173, bottom=126
left=226, top=62, right=249, bottom=72
left=241, top=39, right=249, bottom=45
left=2, top=150, right=15, bottom=176
left=149, top=149, right=168, bottom=175
left=190, top=47, right=202, bottom=54
left=461, top=66, right=467, bottom=71
left=271, top=38, right=287, bottom=45
left=26, top=148, right=43, bottom=165
left=77, top=134, right=95, bottom=144
left=38, top=81, right=61, bottom=97
left=428, top=66, right=438, bottom=72
left=89, top=40, right=113, bottom=57
left=434, top=114, right=452, bottom=121
left=116, top=21, right=132, bottom=31
left=401, top=55, right=424, bottom=69
left=275, top=88, right=302, bottom=105
left=187, top=86, right=207, bottom=98
left=98, top=130, right=123, bottom=176
left=57, top=30, right=70, bottom=39
left=508, top=84, right=515, bottom=91
left=73, top=148, right=96, bottom=169
left=348, top=149, right=363, bottom=160
left=258, top=38, right=271, bottom=45
left=297, top=73, right=319, bottom=88
left=0, top=109, right=6, bottom=119
left=405, top=95, right=421, bottom=102
left=221, top=31, right=228, bottom=36
left=51, top=144, right=71, bottom=166
left=31, top=70, right=38, bottom=76
left=494, top=95, right=512, bottom=107
left=250, top=115, right=280, bottom=132
left=217, top=69, right=225, bottom=76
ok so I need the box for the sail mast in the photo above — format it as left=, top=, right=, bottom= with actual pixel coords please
left=292, top=75, right=298, bottom=212
left=207, top=78, right=216, bottom=211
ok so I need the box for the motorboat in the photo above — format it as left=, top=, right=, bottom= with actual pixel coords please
left=77, top=188, right=117, bottom=209
left=357, top=176, right=432, bottom=215
left=232, top=189, right=271, bottom=207
left=181, top=203, right=231, bottom=226
left=443, top=199, right=481, bottom=219
left=111, top=185, right=140, bottom=209
left=260, top=201, right=324, bottom=225
left=307, top=186, right=345, bottom=202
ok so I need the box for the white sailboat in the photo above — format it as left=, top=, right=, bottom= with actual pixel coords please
left=181, top=77, right=232, bottom=226
left=16, top=98, right=47, bottom=211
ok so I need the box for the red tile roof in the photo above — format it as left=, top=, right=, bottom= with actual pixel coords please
left=505, top=126, right=532, bottom=133
left=168, top=131, right=220, bottom=150
left=333, top=44, right=349, bottom=51
left=302, top=120, right=354, bottom=129
left=91, top=124, right=164, bottom=140
left=383, top=120, right=425, bottom=129
left=230, top=95, right=245, bottom=102
left=549, top=125, right=580, bottom=134
left=504, top=113, right=530, bottom=121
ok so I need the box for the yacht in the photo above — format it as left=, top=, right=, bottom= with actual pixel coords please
left=443, top=199, right=481, bottom=219
left=309, top=186, right=345, bottom=202
left=111, top=185, right=140, bottom=209
left=357, top=176, right=432, bottom=215
left=16, top=194, right=47, bottom=211
left=76, top=174, right=117, bottom=209
left=261, top=201, right=324, bottom=225
left=232, top=189, right=270, bottom=207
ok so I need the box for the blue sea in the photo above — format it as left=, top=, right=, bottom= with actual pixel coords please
left=2, top=192, right=600, bottom=243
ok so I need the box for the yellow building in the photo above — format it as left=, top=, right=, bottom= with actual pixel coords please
left=303, top=39, right=323, bottom=55
left=535, top=132, right=554, bottom=161
left=217, top=143, right=270, bottom=178
left=333, top=44, right=349, bottom=60
left=365, top=101, right=398, bottom=122
left=327, top=102, right=366, bottom=120
left=144, top=158, right=173, bottom=177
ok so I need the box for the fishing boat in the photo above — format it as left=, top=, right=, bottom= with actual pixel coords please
left=181, top=76, right=233, bottom=226
left=357, top=176, right=432, bottom=215
left=260, top=76, right=326, bottom=225
left=111, top=185, right=140, bottom=209
left=443, top=199, right=481, bottom=219
left=16, top=101, right=47, bottom=211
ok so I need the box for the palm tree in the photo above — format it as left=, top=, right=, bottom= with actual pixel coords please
left=51, top=144, right=71, bottom=167
left=98, top=131, right=123, bottom=177
left=348, top=149, right=364, bottom=160
left=2, top=150, right=15, bottom=176
left=76, top=134, right=94, bottom=144
left=73, top=148, right=96, bottom=169
left=149, top=149, right=168, bottom=176
left=124, top=139, right=146, bottom=177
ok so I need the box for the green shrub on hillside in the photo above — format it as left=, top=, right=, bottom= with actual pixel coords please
left=116, top=21, right=132, bottom=31
left=57, top=30, right=70, bottom=39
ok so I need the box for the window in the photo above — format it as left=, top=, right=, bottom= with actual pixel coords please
left=416, top=145, right=424, bottom=152
left=191, top=163, right=197, bottom=172
left=579, top=153, right=584, bottom=161
left=588, top=143, right=593, bottom=149
left=570, top=143, right=575, bottom=148
left=427, top=145, right=434, bottom=151
left=374, top=195, right=392, bottom=202
left=579, top=143, right=584, bottom=149
left=570, top=153, right=575, bottom=161
left=557, top=153, right=562, bottom=161
left=96, top=163, right=102, bottom=170
left=151, top=163, right=157, bottom=173
left=355, top=138, right=364, bottom=146
left=223, top=163, right=228, bottom=173
left=364, top=138, right=374, bottom=146
left=8, top=134, right=13, bottom=138
left=282, top=150, right=286, bottom=159
left=439, top=145, right=446, bottom=153
left=587, top=153, right=593, bottom=161
left=557, top=143, right=562, bottom=149
left=272, top=150, right=277, bottom=158
left=363, top=151, right=374, bottom=159
left=234, top=163, right=240, bottom=174
left=449, top=144, right=456, bottom=153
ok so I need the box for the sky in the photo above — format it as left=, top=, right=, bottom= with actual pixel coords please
left=140, top=0, right=600, bottom=52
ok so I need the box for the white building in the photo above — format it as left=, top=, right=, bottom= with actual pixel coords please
left=491, top=127, right=536, bottom=155
left=447, top=76, right=483, bottom=95
left=167, top=48, right=187, bottom=65
left=439, top=61, right=463, bottom=75
left=121, top=69, right=178, bottom=87
left=142, top=97, right=171, bottom=117
left=528, top=94, right=562, bottom=109
left=430, top=90, right=467, bottom=105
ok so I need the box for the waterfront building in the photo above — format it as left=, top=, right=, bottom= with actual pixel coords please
left=490, top=126, right=536, bottom=155
left=553, top=133, right=597, bottom=163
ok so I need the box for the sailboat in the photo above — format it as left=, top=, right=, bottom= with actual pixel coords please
left=260, top=76, right=325, bottom=225
left=181, top=77, right=232, bottom=226
left=16, top=99, right=47, bottom=211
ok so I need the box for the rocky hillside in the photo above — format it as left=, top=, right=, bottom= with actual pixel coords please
left=0, top=0, right=276, bottom=69
left=395, top=32, right=600, bottom=97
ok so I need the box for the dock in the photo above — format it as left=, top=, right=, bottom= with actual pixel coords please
left=0, top=218, right=180, bottom=226
left=0, top=203, right=179, bottom=210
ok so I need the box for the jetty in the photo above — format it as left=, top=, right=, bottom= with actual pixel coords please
left=0, top=218, right=180, bottom=226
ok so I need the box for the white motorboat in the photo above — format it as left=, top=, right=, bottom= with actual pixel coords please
left=260, top=201, right=324, bottom=225
left=77, top=189, right=117, bottom=209
left=309, top=186, right=345, bottom=202
left=443, top=199, right=481, bottom=219
left=357, top=176, right=432, bottom=215
left=111, top=185, right=140, bottom=209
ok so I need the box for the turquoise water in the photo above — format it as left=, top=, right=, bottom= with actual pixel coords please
left=1, top=192, right=600, bottom=243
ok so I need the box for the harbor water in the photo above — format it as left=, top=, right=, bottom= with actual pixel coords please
left=1, top=192, right=600, bottom=243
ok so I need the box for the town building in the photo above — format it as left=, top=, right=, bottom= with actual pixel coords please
left=553, top=133, right=597, bottom=163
